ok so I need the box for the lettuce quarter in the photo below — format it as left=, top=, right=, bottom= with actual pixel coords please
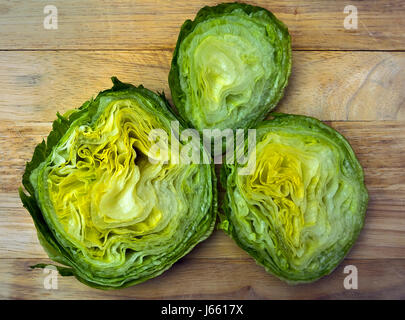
left=169, top=2, right=291, bottom=132
left=220, top=113, right=368, bottom=283
left=20, top=78, right=217, bottom=289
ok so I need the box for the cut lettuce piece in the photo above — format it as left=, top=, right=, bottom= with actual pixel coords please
left=20, top=77, right=216, bottom=289
left=220, top=113, right=368, bottom=283
left=169, top=3, right=291, bottom=132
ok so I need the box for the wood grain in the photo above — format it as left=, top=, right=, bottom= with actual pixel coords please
left=0, top=0, right=404, bottom=50
left=0, top=50, right=404, bottom=299
left=0, top=0, right=404, bottom=300
left=2, top=258, right=405, bottom=299
left=0, top=51, right=404, bottom=123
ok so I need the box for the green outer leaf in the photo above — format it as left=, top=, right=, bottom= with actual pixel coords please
left=220, top=113, right=369, bottom=284
left=169, top=2, right=292, bottom=132
left=20, top=77, right=217, bottom=289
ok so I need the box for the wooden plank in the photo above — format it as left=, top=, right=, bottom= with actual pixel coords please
left=0, top=51, right=404, bottom=123
left=283, top=52, right=405, bottom=121
left=0, top=0, right=403, bottom=302
left=0, top=49, right=404, bottom=298
left=0, top=0, right=404, bottom=50
left=1, top=205, right=405, bottom=261
left=1, top=121, right=404, bottom=260
left=1, top=258, right=405, bottom=299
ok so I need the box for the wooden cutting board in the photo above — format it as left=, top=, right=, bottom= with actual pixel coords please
left=0, top=0, right=404, bottom=299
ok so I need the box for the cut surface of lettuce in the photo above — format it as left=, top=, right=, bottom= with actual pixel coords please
left=169, top=2, right=291, bottom=132
left=20, top=77, right=216, bottom=289
left=220, top=113, right=368, bottom=283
